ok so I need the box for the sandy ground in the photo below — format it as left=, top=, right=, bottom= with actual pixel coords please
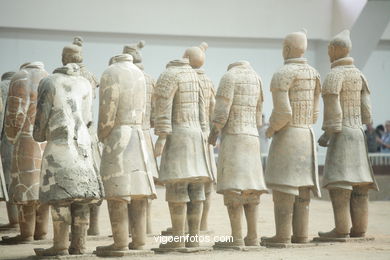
left=0, top=186, right=389, bottom=260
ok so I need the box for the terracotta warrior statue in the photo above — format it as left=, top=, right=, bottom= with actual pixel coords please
left=123, top=41, right=159, bottom=236
left=318, top=30, right=378, bottom=239
left=2, top=62, right=50, bottom=244
left=0, top=71, right=19, bottom=230
left=96, top=54, right=156, bottom=255
left=154, top=57, right=211, bottom=250
left=0, top=81, right=7, bottom=202
left=208, top=61, right=267, bottom=247
left=262, top=30, right=321, bottom=245
left=62, top=37, right=102, bottom=236
left=183, top=42, right=217, bottom=233
left=33, top=63, right=104, bottom=256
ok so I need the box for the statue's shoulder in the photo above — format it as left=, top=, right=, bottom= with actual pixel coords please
left=270, top=65, right=296, bottom=91
left=322, top=68, right=344, bottom=95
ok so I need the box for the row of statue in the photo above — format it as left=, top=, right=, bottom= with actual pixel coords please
left=0, top=29, right=377, bottom=256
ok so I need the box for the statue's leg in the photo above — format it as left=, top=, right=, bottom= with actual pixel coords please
left=350, top=185, right=369, bottom=237
left=34, top=203, right=49, bottom=240
left=146, top=199, right=152, bottom=235
left=128, top=203, right=133, bottom=237
left=128, top=198, right=147, bottom=250
left=318, top=188, right=351, bottom=238
left=292, top=187, right=310, bottom=243
left=87, top=203, right=100, bottom=236
left=243, top=193, right=260, bottom=246
left=200, top=182, right=212, bottom=232
left=96, top=199, right=129, bottom=252
left=35, top=204, right=70, bottom=256
left=159, top=183, right=187, bottom=248
left=1, top=201, right=36, bottom=244
left=69, top=203, right=90, bottom=254
left=186, top=183, right=204, bottom=247
left=262, top=190, right=295, bottom=244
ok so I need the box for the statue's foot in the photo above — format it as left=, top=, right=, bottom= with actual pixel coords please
left=185, top=241, right=199, bottom=248
left=128, top=242, right=145, bottom=250
left=214, top=239, right=244, bottom=247
left=261, top=235, right=290, bottom=244
left=96, top=244, right=128, bottom=252
left=1, top=235, right=33, bottom=244
left=34, top=247, right=69, bottom=256
left=68, top=247, right=86, bottom=255
left=34, top=234, right=47, bottom=240
left=159, top=241, right=185, bottom=249
left=350, top=231, right=365, bottom=238
left=0, top=223, right=18, bottom=230
left=244, top=237, right=259, bottom=246
left=87, top=227, right=99, bottom=236
left=291, top=236, right=309, bottom=244
left=318, top=229, right=349, bottom=238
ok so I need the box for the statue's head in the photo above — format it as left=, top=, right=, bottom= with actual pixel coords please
left=282, top=29, right=307, bottom=60
left=328, top=30, right=351, bottom=63
left=62, top=36, right=84, bottom=65
left=183, top=42, right=208, bottom=69
left=123, top=41, right=145, bottom=64
left=109, top=54, right=133, bottom=66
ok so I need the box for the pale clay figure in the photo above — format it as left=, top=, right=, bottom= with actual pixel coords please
left=62, top=37, right=102, bottom=236
left=154, top=58, right=212, bottom=249
left=0, top=72, right=19, bottom=230
left=33, top=63, right=104, bottom=256
left=96, top=54, right=156, bottom=255
left=123, top=41, right=159, bottom=236
left=183, top=42, right=217, bottom=232
left=318, top=30, right=378, bottom=239
left=1, top=62, right=50, bottom=245
left=208, top=60, right=267, bottom=247
left=262, top=30, right=321, bottom=245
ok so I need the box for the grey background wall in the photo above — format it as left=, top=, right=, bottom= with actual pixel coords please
left=0, top=0, right=389, bottom=159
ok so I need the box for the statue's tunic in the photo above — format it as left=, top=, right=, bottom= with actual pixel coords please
left=142, top=72, right=159, bottom=180
left=98, top=55, right=156, bottom=200
left=33, top=65, right=104, bottom=204
left=5, top=64, right=47, bottom=204
left=195, top=69, right=217, bottom=182
left=265, top=58, right=321, bottom=197
left=213, top=61, right=267, bottom=194
left=321, top=57, right=378, bottom=190
left=154, top=59, right=211, bottom=184
left=0, top=73, right=14, bottom=192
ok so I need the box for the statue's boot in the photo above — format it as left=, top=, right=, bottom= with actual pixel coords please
left=0, top=202, right=19, bottom=230
left=200, top=186, right=211, bottom=232
left=96, top=200, right=129, bottom=253
left=35, top=205, right=70, bottom=256
left=2, top=203, right=36, bottom=244
left=146, top=199, right=152, bottom=235
left=215, top=199, right=244, bottom=247
left=186, top=201, right=203, bottom=247
left=128, top=199, right=147, bottom=250
left=34, top=203, right=49, bottom=240
left=243, top=202, right=259, bottom=246
left=87, top=203, right=100, bottom=236
left=261, top=191, right=294, bottom=244
left=291, top=188, right=310, bottom=243
left=69, top=203, right=89, bottom=254
left=159, top=202, right=186, bottom=249
left=318, top=188, right=351, bottom=238
left=350, top=186, right=369, bottom=238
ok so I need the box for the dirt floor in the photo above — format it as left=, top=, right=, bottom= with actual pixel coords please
left=0, top=186, right=389, bottom=260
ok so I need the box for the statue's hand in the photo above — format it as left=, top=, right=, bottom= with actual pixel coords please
left=265, top=127, right=275, bottom=138
left=318, top=132, right=330, bottom=147
left=154, top=135, right=167, bottom=157
left=208, top=126, right=220, bottom=146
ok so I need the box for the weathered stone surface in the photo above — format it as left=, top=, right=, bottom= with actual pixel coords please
left=33, top=63, right=103, bottom=204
